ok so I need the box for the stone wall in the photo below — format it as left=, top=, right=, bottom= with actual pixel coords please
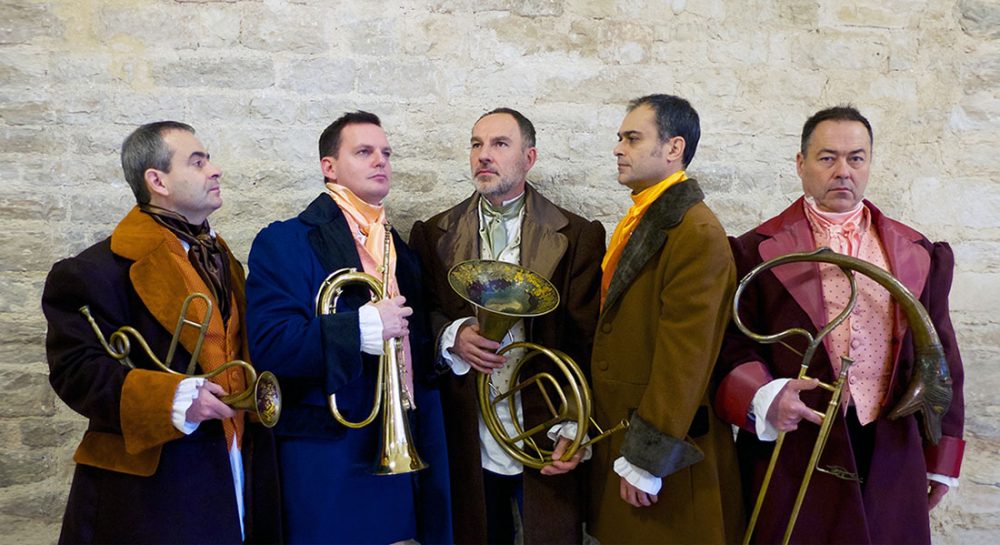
left=1, top=0, right=997, bottom=542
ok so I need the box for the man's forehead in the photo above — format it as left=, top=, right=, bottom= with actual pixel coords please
left=472, top=114, right=519, bottom=138
left=163, top=129, right=204, bottom=156
left=341, top=123, right=389, bottom=146
left=619, top=105, right=656, bottom=133
left=809, top=120, right=871, bottom=151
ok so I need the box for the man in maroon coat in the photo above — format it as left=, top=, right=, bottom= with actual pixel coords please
left=715, top=105, right=965, bottom=544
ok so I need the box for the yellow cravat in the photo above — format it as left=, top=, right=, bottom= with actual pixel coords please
left=601, top=171, right=687, bottom=306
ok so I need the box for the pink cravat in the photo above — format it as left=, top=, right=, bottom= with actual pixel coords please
left=804, top=199, right=894, bottom=425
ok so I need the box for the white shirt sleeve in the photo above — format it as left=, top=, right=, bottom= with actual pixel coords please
left=751, top=378, right=792, bottom=441
left=928, top=473, right=959, bottom=488
left=359, top=303, right=384, bottom=355
left=171, top=377, right=207, bottom=434
left=546, top=421, right=593, bottom=462
left=439, top=317, right=477, bottom=376
left=614, top=456, right=661, bottom=495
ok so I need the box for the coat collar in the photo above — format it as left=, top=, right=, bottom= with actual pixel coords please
left=300, top=193, right=364, bottom=274
left=756, top=196, right=931, bottom=343
left=110, top=206, right=240, bottom=366
left=431, top=183, right=569, bottom=281
left=603, top=179, right=705, bottom=313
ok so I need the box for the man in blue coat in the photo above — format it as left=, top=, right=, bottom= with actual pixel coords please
left=246, top=111, right=452, bottom=544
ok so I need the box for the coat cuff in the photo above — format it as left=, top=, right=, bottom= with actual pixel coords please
left=715, top=361, right=772, bottom=433
left=121, top=369, right=186, bottom=454
left=619, top=413, right=704, bottom=478
left=925, top=435, right=965, bottom=478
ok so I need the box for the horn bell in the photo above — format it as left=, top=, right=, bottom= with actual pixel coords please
left=447, top=260, right=560, bottom=342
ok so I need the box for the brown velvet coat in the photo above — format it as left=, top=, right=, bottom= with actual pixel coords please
left=589, top=180, right=744, bottom=544
left=409, top=184, right=605, bottom=544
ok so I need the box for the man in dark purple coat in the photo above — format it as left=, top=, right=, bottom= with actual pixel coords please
left=715, top=106, right=965, bottom=544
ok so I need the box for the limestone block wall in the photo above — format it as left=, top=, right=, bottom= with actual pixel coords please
left=1, top=0, right=997, bottom=543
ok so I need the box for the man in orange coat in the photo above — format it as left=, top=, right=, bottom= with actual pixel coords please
left=43, top=121, right=280, bottom=544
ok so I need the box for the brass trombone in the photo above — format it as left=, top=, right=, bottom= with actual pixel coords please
left=314, top=223, right=427, bottom=475
left=80, top=292, right=281, bottom=428
left=448, top=259, right=628, bottom=469
left=734, top=248, right=953, bottom=544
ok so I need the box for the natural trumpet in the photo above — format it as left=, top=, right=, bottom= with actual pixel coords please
left=80, top=292, right=281, bottom=428
left=448, top=259, right=628, bottom=469
left=315, top=223, right=426, bottom=475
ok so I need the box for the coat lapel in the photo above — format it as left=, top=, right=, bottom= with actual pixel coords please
left=519, top=184, right=568, bottom=281
left=301, top=194, right=364, bottom=275
left=111, top=207, right=223, bottom=370
left=756, top=199, right=828, bottom=335
left=433, top=192, right=480, bottom=269
left=603, top=179, right=705, bottom=313
left=869, top=202, right=931, bottom=344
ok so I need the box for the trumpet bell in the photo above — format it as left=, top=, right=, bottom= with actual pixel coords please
left=253, top=371, right=282, bottom=428
left=447, top=260, right=560, bottom=342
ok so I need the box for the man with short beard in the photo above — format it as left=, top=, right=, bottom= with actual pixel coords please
left=410, top=108, right=605, bottom=544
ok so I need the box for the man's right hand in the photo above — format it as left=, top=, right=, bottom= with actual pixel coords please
left=185, top=381, right=236, bottom=423
left=765, top=378, right=822, bottom=432
left=449, top=322, right=505, bottom=374
left=373, top=295, right=412, bottom=339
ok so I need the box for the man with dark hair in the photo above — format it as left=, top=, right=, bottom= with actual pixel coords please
left=42, top=121, right=281, bottom=543
left=245, top=111, right=452, bottom=543
left=715, top=105, right=965, bottom=544
left=588, top=94, right=743, bottom=543
left=410, top=107, right=605, bottom=544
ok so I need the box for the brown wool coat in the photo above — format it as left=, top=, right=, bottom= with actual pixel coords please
left=410, top=184, right=605, bottom=544
left=589, top=180, right=745, bottom=544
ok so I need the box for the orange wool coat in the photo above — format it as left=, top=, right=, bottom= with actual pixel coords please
left=43, top=207, right=280, bottom=544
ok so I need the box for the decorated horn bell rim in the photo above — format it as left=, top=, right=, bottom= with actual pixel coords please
left=447, top=260, right=560, bottom=342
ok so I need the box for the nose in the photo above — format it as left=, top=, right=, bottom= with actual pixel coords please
left=613, top=141, right=624, bottom=157
left=372, top=150, right=387, bottom=167
left=207, top=160, right=222, bottom=179
left=834, top=157, right=851, bottom=178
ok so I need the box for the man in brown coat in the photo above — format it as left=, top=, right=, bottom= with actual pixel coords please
left=410, top=108, right=605, bottom=544
left=589, top=94, right=744, bottom=543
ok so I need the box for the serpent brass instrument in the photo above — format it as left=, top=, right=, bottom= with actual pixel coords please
left=314, top=223, right=426, bottom=475
left=80, top=292, right=281, bottom=428
left=448, top=259, right=628, bottom=469
left=735, top=247, right=953, bottom=545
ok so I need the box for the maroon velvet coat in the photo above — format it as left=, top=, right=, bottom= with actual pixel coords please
left=715, top=198, right=965, bottom=544
left=409, top=185, right=605, bottom=544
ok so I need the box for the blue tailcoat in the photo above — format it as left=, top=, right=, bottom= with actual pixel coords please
left=246, top=195, right=452, bottom=544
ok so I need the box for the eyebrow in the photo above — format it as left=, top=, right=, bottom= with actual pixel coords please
left=618, top=130, right=642, bottom=139
left=188, top=151, right=209, bottom=162
left=817, top=147, right=867, bottom=155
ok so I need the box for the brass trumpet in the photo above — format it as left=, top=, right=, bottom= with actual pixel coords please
left=80, top=292, right=281, bottom=428
left=449, top=259, right=628, bottom=469
left=734, top=247, right=953, bottom=545
left=314, top=223, right=427, bottom=475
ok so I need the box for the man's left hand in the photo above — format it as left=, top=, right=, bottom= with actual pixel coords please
left=928, top=480, right=950, bottom=510
left=540, top=437, right=584, bottom=476
left=620, top=476, right=658, bottom=508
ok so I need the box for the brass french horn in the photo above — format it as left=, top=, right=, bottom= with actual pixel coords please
left=448, top=259, right=628, bottom=469
left=80, top=292, right=281, bottom=428
left=314, top=223, right=426, bottom=475
left=734, top=247, right=954, bottom=545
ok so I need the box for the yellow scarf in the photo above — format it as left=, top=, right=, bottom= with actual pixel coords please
left=325, top=183, right=397, bottom=287
left=601, top=171, right=687, bottom=306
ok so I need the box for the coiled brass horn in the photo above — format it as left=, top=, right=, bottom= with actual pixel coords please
left=80, top=292, right=281, bottom=428
left=734, top=247, right=953, bottom=545
left=314, top=224, right=427, bottom=475
left=448, top=259, right=628, bottom=469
